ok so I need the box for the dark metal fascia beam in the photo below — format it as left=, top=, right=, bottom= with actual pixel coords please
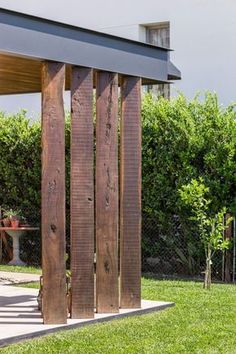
left=0, top=8, right=173, bottom=83
left=168, top=61, right=181, bottom=80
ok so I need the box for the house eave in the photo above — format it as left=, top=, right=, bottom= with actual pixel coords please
left=0, top=7, right=181, bottom=93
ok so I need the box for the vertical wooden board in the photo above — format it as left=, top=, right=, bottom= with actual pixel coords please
left=96, top=71, right=119, bottom=313
left=70, top=66, right=94, bottom=318
left=41, top=61, right=67, bottom=324
left=120, top=76, right=142, bottom=308
left=224, top=213, right=233, bottom=282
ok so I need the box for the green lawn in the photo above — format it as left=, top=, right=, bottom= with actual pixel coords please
left=15, top=281, right=39, bottom=289
left=2, top=278, right=236, bottom=354
left=0, top=264, right=41, bottom=274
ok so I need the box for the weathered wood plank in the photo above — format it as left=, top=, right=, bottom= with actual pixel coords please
left=120, top=76, right=142, bottom=308
left=96, top=71, right=119, bottom=313
left=223, top=212, right=233, bottom=282
left=70, top=66, right=94, bottom=318
left=41, top=61, right=67, bottom=324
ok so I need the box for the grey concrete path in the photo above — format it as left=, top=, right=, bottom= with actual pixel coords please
left=0, top=284, right=174, bottom=347
left=0, top=271, right=40, bottom=285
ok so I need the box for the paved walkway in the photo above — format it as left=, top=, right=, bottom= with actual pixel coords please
left=0, top=271, right=40, bottom=285
left=0, top=284, right=174, bottom=347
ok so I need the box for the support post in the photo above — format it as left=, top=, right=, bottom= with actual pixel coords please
left=223, top=212, right=233, bottom=283
left=120, top=76, right=142, bottom=308
left=70, top=66, right=94, bottom=318
left=41, top=61, right=67, bottom=324
left=96, top=71, right=119, bottom=313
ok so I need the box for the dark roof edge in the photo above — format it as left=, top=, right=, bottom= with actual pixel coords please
left=168, top=61, right=181, bottom=80
left=0, top=7, right=173, bottom=52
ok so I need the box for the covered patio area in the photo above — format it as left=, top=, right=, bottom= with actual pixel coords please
left=0, top=8, right=181, bottom=325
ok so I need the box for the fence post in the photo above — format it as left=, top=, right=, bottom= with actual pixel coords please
left=223, top=213, right=233, bottom=282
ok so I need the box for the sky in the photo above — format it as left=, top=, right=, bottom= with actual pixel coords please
left=0, top=0, right=235, bottom=117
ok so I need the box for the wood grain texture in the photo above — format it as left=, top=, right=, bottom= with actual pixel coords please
left=0, top=54, right=70, bottom=95
left=70, top=66, right=94, bottom=319
left=0, top=54, right=154, bottom=95
left=223, top=213, right=233, bottom=282
left=96, top=71, right=119, bottom=313
left=120, top=76, right=142, bottom=308
left=41, top=61, right=67, bottom=324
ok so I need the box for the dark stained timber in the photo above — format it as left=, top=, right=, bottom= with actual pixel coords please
left=70, top=66, right=94, bottom=318
left=224, top=213, right=233, bottom=282
left=120, top=76, right=142, bottom=308
left=41, top=61, right=67, bottom=324
left=96, top=71, right=119, bottom=313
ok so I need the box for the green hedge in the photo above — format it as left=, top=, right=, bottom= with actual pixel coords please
left=141, top=93, right=236, bottom=275
left=0, top=93, right=235, bottom=269
left=142, top=93, right=236, bottom=219
left=0, top=110, right=71, bottom=215
left=1, top=93, right=235, bottom=223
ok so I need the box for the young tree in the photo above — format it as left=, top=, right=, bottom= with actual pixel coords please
left=179, top=178, right=232, bottom=289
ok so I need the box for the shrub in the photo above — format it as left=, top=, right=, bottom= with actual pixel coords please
left=0, top=92, right=235, bottom=270
left=141, top=93, right=236, bottom=274
left=142, top=93, right=236, bottom=219
left=179, top=178, right=231, bottom=289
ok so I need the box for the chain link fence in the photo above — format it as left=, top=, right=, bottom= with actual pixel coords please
left=142, top=214, right=236, bottom=282
left=1, top=210, right=235, bottom=283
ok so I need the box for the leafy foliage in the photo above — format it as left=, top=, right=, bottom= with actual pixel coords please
left=179, top=178, right=231, bottom=288
left=141, top=93, right=236, bottom=274
left=0, top=110, right=70, bottom=265
left=142, top=93, right=236, bottom=218
left=0, top=110, right=41, bottom=212
left=0, top=110, right=71, bottom=215
left=0, top=93, right=235, bottom=272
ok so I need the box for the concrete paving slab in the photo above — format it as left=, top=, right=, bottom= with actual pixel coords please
left=0, top=284, right=174, bottom=347
left=0, top=271, right=40, bottom=285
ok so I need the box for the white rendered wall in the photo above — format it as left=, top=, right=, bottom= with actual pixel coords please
left=0, top=0, right=235, bottom=115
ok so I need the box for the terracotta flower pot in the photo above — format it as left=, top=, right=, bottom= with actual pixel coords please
left=11, top=220, right=20, bottom=228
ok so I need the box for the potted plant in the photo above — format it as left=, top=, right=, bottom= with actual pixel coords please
left=2, top=213, right=11, bottom=227
left=3, top=209, right=22, bottom=228
left=1, top=206, right=10, bottom=227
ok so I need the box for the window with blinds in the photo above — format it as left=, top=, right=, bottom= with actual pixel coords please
left=146, top=22, right=170, bottom=99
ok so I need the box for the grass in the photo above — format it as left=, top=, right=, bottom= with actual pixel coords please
left=0, top=264, right=41, bottom=274
left=15, top=281, right=39, bottom=289
left=2, top=278, right=236, bottom=354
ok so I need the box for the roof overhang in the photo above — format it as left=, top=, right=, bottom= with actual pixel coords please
left=168, top=61, right=181, bottom=81
left=0, top=8, right=181, bottom=95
